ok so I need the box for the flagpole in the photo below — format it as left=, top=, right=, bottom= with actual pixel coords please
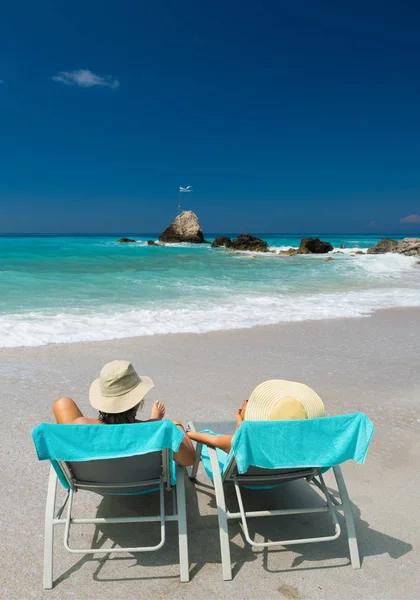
left=178, top=186, right=193, bottom=214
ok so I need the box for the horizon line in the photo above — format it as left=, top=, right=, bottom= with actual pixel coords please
left=1, top=231, right=419, bottom=237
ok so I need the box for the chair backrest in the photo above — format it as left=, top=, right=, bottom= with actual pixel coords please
left=222, top=455, right=318, bottom=486
left=32, top=421, right=184, bottom=493
left=58, top=450, right=166, bottom=494
left=229, top=413, right=374, bottom=476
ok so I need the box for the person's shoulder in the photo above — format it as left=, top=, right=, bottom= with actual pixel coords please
left=73, top=416, right=102, bottom=424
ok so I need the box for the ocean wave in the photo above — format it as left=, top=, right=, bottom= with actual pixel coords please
left=1, top=287, right=419, bottom=347
left=268, top=245, right=368, bottom=255
left=353, top=253, right=418, bottom=276
left=268, top=245, right=296, bottom=253
left=330, top=247, right=366, bottom=255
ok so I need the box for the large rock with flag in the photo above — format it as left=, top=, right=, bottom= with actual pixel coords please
left=159, top=210, right=207, bottom=244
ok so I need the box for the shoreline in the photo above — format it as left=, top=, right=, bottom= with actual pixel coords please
left=0, top=304, right=419, bottom=354
left=1, top=305, right=419, bottom=420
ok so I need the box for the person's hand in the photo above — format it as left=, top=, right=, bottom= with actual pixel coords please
left=150, top=401, right=166, bottom=420
left=235, top=400, right=248, bottom=428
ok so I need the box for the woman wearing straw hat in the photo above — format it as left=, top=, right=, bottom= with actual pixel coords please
left=52, top=360, right=196, bottom=467
left=187, top=379, right=325, bottom=453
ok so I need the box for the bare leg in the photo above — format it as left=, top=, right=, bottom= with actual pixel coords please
left=171, top=420, right=196, bottom=467
left=150, top=401, right=166, bottom=420
left=52, top=397, right=100, bottom=424
left=53, top=397, right=84, bottom=424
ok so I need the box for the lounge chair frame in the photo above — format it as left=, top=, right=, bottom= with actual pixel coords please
left=43, top=448, right=189, bottom=588
left=187, top=421, right=360, bottom=580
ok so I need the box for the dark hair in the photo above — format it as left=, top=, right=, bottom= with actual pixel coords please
left=98, top=403, right=140, bottom=425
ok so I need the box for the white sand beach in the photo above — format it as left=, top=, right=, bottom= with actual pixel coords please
left=1, top=308, right=419, bottom=600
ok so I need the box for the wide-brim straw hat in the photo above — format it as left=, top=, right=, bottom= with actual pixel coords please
left=89, top=360, right=154, bottom=414
left=245, top=379, right=325, bottom=421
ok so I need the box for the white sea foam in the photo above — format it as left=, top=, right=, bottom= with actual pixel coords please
left=269, top=245, right=369, bottom=255
left=269, top=245, right=296, bottom=253
left=1, top=287, right=419, bottom=347
left=330, top=247, right=367, bottom=255
left=152, top=241, right=208, bottom=249
left=354, top=252, right=418, bottom=276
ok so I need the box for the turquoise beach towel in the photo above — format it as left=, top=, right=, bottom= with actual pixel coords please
left=200, top=412, right=374, bottom=481
left=32, top=421, right=184, bottom=489
left=231, top=413, right=374, bottom=473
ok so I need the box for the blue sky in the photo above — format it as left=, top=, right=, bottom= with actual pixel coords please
left=0, top=1, right=419, bottom=234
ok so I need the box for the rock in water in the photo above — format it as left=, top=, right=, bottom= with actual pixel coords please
left=367, top=238, right=398, bottom=254
left=117, top=237, right=136, bottom=243
left=159, top=211, right=206, bottom=243
left=211, top=236, right=232, bottom=248
left=396, top=238, right=420, bottom=256
left=147, top=240, right=162, bottom=246
left=228, top=233, right=269, bottom=252
left=298, top=238, right=334, bottom=254
left=367, top=237, right=420, bottom=256
left=324, top=256, right=334, bottom=262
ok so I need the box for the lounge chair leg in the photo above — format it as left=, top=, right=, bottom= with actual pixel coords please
left=333, top=466, right=361, bottom=569
left=44, top=466, right=58, bottom=589
left=188, top=442, right=202, bottom=480
left=208, top=448, right=232, bottom=580
left=176, top=466, right=190, bottom=582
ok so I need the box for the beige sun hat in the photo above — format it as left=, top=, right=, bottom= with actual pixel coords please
left=89, top=360, right=154, bottom=414
left=245, top=379, right=325, bottom=421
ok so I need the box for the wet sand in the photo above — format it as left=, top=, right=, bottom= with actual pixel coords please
left=1, top=307, right=419, bottom=599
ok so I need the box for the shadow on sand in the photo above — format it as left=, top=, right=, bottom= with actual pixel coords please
left=54, top=473, right=412, bottom=586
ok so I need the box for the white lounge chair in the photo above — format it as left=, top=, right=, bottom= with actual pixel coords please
left=32, top=421, right=190, bottom=588
left=187, top=413, right=374, bottom=580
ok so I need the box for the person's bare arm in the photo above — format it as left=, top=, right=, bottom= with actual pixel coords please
left=185, top=400, right=246, bottom=453
left=187, top=431, right=233, bottom=454
left=172, top=421, right=197, bottom=466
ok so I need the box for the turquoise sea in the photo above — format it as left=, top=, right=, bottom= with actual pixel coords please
left=0, top=233, right=419, bottom=347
